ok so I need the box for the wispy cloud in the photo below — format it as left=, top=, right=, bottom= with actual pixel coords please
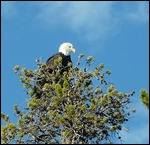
left=121, top=123, right=149, bottom=144
left=124, top=1, right=149, bottom=23
left=1, top=1, right=149, bottom=41
left=120, top=101, right=149, bottom=144
left=35, top=1, right=149, bottom=41
left=36, top=1, right=116, bottom=41
left=1, top=1, right=17, bottom=19
left=128, top=1, right=149, bottom=22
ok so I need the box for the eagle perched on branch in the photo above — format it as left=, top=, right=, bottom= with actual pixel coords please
left=46, top=42, right=76, bottom=74
left=34, top=43, right=76, bottom=98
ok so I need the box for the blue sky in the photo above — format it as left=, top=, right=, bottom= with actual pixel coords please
left=1, top=1, right=149, bottom=144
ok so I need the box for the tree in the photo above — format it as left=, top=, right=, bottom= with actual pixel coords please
left=1, top=54, right=135, bottom=144
left=140, top=89, right=149, bottom=109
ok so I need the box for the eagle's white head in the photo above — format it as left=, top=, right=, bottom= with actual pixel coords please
left=59, top=42, right=76, bottom=56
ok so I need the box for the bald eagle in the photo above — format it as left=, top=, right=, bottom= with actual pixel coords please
left=34, top=43, right=76, bottom=98
left=46, top=42, right=76, bottom=74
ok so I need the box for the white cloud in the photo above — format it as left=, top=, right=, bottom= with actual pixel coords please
left=35, top=1, right=118, bottom=41
left=1, top=1, right=149, bottom=41
left=124, top=1, right=149, bottom=23
left=64, top=2, right=116, bottom=41
left=35, top=1, right=149, bottom=42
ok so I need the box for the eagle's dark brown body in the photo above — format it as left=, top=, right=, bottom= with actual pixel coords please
left=34, top=42, right=75, bottom=98
left=46, top=52, right=72, bottom=74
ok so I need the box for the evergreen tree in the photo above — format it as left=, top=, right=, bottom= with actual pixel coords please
left=140, top=89, right=149, bottom=109
left=1, top=54, right=135, bottom=144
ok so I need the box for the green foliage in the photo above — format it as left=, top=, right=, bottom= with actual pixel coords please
left=55, top=83, right=63, bottom=98
left=1, top=123, right=17, bottom=144
left=78, top=53, right=84, bottom=59
left=99, top=63, right=104, bottom=69
left=109, top=126, right=116, bottom=131
left=13, top=65, right=20, bottom=73
left=1, top=113, right=9, bottom=122
left=1, top=54, right=136, bottom=144
left=67, top=62, right=72, bottom=67
left=58, top=56, right=62, bottom=63
left=28, top=98, right=40, bottom=110
left=106, top=70, right=111, bottom=75
left=29, top=89, right=34, bottom=96
left=43, top=83, right=50, bottom=89
left=140, top=89, right=149, bottom=109
left=86, top=56, right=94, bottom=61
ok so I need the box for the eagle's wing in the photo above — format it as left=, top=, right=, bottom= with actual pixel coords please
left=46, top=52, right=62, bottom=72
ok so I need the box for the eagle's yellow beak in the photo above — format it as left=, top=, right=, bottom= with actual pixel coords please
left=70, top=47, right=76, bottom=53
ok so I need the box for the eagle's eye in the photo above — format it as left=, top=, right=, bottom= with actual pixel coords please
left=69, top=45, right=72, bottom=48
